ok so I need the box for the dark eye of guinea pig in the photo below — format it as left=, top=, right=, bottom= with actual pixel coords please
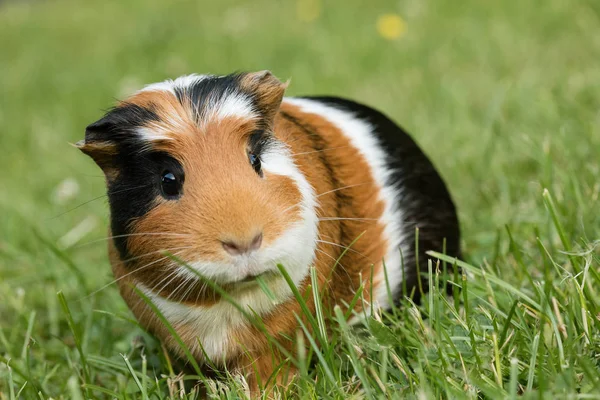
left=248, top=130, right=265, bottom=176
left=160, top=171, right=182, bottom=198
left=248, top=153, right=262, bottom=175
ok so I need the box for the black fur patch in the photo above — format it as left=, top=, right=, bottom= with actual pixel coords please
left=85, top=104, right=181, bottom=261
left=107, top=152, right=184, bottom=261
left=85, top=103, right=160, bottom=150
left=302, top=96, right=462, bottom=303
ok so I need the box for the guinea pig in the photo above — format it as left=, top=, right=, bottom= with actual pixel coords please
left=78, top=71, right=460, bottom=393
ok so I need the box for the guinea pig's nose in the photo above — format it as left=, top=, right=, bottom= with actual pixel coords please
left=221, top=233, right=263, bottom=256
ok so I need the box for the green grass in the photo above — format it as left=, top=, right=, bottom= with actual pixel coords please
left=1, top=0, right=600, bottom=398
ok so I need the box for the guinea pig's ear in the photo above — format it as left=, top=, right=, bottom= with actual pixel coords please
left=76, top=114, right=120, bottom=181
left=241, top=70, right=289, bottom=126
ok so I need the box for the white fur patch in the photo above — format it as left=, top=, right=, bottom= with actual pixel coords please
left=283, top=97, right=406, bottom=312
left=136, top=126, right=172, bottom=142
left=203, top=91, right=257, bottom=124
left=139, top=74, right=209, bottom=95
left=137, top=277, right=287, bottom=362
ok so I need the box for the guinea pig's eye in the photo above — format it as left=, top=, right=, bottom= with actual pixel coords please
left=248, top=152, right=262, bottom=175
left=160, top=171, right=182, bottom=198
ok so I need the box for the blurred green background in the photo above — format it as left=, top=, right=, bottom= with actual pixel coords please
left=1, top=0, right=599, bottom=397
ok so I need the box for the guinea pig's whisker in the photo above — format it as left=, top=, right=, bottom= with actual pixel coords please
left=134, top=275, right=179, bottom=321
left=289, top=145, right=352, bottom=157
left=317, top=234, right=377, bottom=287
left=318, top=232, right=371, bottom=260
left=315, top=183, right=369, bottom=198
left=279, top=201, right=304, bottom=216
left=179, top=277, right=200, bottom=299
left=317, top=247, right=361, bottom=288
left=101, top=246, right=191, bottom=285
left=150, top=267, right=186, bottom=297
left=120, top=246, right=195, bottom=264
left=194, top=281, right=211, bottom=304
left=165, top=273, right=196, bottom=301
left=315, top=239, right=370, bottom=260
left=313, top=248, right=350, bottom=291
left=318, top=217, right=379, bottom=222
left=166, top=274, right=200, bottom=303
left=317, top=232, right=338, bottom=241
left=79, top=249, right=190, bottom=301
left=48, top=194, right=109, bottom=220
left=49, top=184, right=153, bottom=220
left=175, top=276, right=202, bottom=303
left=111, top=183, right=155, bottom=195
left=151, top=258, right=206, bottom=302
left=314, top=247, right=345, bottom=267
left=73, top=232, right=192, bottom=249
left=130, top=250, right=191, bottom=320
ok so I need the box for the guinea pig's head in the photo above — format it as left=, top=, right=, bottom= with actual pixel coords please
left=78, top=71, right=318, bottom=302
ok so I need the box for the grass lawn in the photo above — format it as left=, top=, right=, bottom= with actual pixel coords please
left=1, top=0, right=600, bottom=398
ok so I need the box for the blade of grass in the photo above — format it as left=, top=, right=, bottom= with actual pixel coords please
left=82, top=384, right=120, bottom=397
left=428, top=252, right=541, bottom=309
left=121, top=353, right=148, bottom=400
left=310, top=267, right=328, bottom=347
left=508, top=358, right=519, bottom=399
left=294, top=314, right=343, bottom=396
left=333, top=306, right=374, bottom=399
left=526, top=333, right=540, bottom=391
left=276, top=263, right=322, bottom=344
left=20, top=311, right=35, bottom=360
left=7, top=359, right=16, bottom=400
left=34, top=230, right=88, bottom=292
left=542, top=189, right=579, bottom=272
left=57, top=291, right=91, bottom=399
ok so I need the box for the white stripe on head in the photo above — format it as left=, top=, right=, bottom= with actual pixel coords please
left=203, top=91, right=258, bottom=124
left=283, top=97, right=407, bottom=312
left=136, top=74, right=259, bottom=139
left=136, top=126, right=172, bottom=142
left=138, top=74, right=210, bottom=95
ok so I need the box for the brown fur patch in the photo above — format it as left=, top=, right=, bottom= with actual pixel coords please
left=239, top=71, right=288, bottom=126
left=125, top=89, right=199, bottom=140
left=75, top=141, right=120, bottom=181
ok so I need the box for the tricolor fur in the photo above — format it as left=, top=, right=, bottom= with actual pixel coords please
left=79, top=71, right=460, bottom=391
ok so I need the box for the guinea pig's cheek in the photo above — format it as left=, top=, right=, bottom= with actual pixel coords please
left=130, top=202, right=226, bottom=266
left=264, top=174, right=304, bottom=225
left=125, top=204, right=187, bottom=258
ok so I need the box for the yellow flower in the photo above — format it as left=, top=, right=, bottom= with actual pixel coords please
left=376, top=13, right=406, bottom=40
left=296, top=0, right=321, bottom=23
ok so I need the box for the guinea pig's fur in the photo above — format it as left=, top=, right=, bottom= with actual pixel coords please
left=78, top=71, right=460, bottom=392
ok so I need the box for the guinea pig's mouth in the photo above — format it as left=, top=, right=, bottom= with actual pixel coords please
left=235, top=271, right=279, bottom=284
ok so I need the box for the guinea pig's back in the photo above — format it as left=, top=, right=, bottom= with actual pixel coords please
left=280, top=96, right=461, bottom=306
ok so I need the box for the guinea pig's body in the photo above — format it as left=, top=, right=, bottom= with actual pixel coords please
left=79, top=71, right=460, bottom=391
